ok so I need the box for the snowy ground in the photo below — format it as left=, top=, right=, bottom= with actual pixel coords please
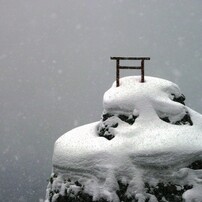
left=46, top=76, right=202, bottom=202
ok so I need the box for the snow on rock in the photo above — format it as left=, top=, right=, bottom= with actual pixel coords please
left=46, top=76, right=202, bottom=202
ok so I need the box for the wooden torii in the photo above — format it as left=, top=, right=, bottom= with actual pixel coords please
left=110, top=57, right=150, bottom=87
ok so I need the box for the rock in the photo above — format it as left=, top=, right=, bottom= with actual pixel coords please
left=160, top=111, right=193, bottom=126
left=187, top=160, right=202, bottom=170
left=45, top=77, right=202, bottom=202
left=46, top=172, right=196, bottom=202
left=172, top=94, right=186, bottom=105
left=97, top=113, right=138, bottom=140
left=145, top=182, right=193, bottom=202
left=159, top=94, right=193, bottom=126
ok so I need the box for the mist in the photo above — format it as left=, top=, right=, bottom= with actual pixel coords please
left=0, top=0, right=202, bottom=201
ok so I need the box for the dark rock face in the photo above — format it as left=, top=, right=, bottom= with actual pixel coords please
left=98, top=94, right=193, bottom=141
left=46, top=92, right=199, bottom=202
left=55, top=192, right=104, bottom=202
left=160, top=111, right=193, bottom=126
left=47, top=175, right=108, bottom=202
left=47, top=160, right=202, bottom=202
left=97, top=113, right=138, bottom=140
left=172, top=94, right=185, bottom=105
left=159, top=94, right=193, bottom=126
left=145, top=182, right=193, bottom=202
left=117, top=114, right=137, bottom=125
left=47, top=174, right=195, bottom=202
left=187, top=160, right=202, bottom=170
left=175, top=112, right=193, bottom=126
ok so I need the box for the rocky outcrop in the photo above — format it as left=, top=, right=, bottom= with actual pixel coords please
left=97, top=113, right=138, bottom=140
left=46, top=160, right=202, bottom=202
left=45, top=77, right=202, bottom=202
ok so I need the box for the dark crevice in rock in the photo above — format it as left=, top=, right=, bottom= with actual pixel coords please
left=48, top=175, right=195, bottom=202
left=75, top=181, right=82, bottom=187
left=49, top=173, right=58, bottom=184
left=102, top=113, right=138, bottom=125
left=118, top=114, right=138, bottom=125
left=116, top=181, right=132, bottom=202
left=49, top=178, right=108, bottom=202
left=49, top=173, right=59, bottom=201
left=159, top=93, right=193, bottom=126
left=112, top=123, right=119, bottom=128
left=145, top=182, right=193, bottom=202
left=160, top=112, right=193, bottom=126
left=98, top=126, right=115, bottom=140
left=187, top=160, right=202, bottom=170
left=97, top=113, right=138, bottom=140
left=175, top=112, right=193, bottom=126
left=102, top=113, right=113, bottom=122
left=51, top=180, right=136, bottom=202
left=160, top=116, right=170, bottom=123
left=48, top=181, right=194, bottom=202
left=171, top=94, right=186, bottom=105
left=97, top=113, right=117, bottom=140
left=56, top=193, right=107, bottom=202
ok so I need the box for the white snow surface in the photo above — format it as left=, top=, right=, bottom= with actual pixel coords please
left=51, top=76, right=202, bottom=202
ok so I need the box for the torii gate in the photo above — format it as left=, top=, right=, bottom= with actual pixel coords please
left=110, top=57, right=150, bottom=87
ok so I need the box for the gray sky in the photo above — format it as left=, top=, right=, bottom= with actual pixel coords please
left=0, top=0, right=202, bottom=201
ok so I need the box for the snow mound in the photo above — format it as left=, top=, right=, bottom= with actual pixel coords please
left=48, top=76, right=202, bottom=202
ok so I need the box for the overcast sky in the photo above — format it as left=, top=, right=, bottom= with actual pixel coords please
left=0, top=1, right=202, bottom=201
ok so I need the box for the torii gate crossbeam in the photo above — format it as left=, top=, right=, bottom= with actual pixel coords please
left=110, top=56, right=150, bottom=87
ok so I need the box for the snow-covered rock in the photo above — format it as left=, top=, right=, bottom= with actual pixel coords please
left=45, top=76, right=202, bottom=202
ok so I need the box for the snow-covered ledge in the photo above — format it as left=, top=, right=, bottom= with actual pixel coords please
left=45, top=76, right=202, bottom=202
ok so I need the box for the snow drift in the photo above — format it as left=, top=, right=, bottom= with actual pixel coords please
left=46, top=76, right=202, bottom=202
